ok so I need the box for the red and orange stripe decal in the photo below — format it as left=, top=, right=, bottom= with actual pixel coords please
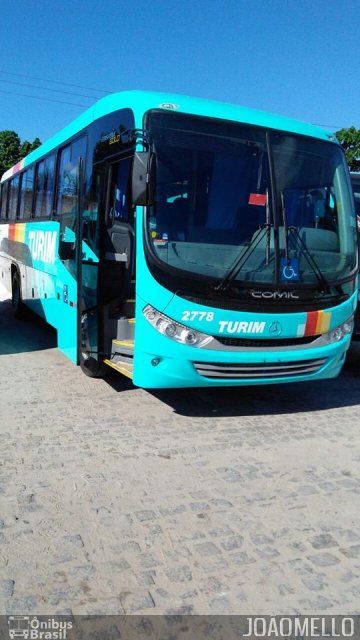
left=8, top=224, right=25, bottom=243
left=304, top=310, right=331, bottom=336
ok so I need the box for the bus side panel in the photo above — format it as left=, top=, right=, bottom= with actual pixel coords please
left=0, top=221, right=78, bottom=363
left=25, top=221, right=78, bottom=363
left=0, top=223, right=13, bottom=294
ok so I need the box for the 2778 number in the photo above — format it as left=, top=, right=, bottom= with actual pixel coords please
left=181, top=311, right=214, bottom=322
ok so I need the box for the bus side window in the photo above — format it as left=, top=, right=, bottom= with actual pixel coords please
left=35, top=155, right=55, bottom=218
left=19, top=167, right=35, bottom=219
left=56, top=138, right=86, bottom=220
left=56, top=146, right=73, bottom=218
left=8, top=176, right=20, bottom=220
left=0, top=183, right=7, bottom=220
left=34, top=160, right=46, bottom=217
left=56, top=137, right=87, bottom=266
left=83, top=171, right=102, bottom=259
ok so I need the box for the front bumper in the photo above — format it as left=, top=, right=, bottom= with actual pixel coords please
left=133, top=329, right=351, bottom=388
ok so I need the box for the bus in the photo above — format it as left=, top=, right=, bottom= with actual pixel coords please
left=350, top=172, right=360, bottom=228
left=350, top=172, right=360, bottom=338
left=0, top=91, right=358, bottom=388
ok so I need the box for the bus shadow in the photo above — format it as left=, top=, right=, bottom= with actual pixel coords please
left=149, top=344, right=360, bottom=417
left=0, top=298, right=56, bottom=355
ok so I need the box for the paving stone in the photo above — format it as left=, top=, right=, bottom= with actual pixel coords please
left=159, top=505, right=187, bottom=517
left=250, top=533, right=274, bottom=545
left=190, top=502, right=210, bottom=512
left=256, top=546, right=280, bottom=559
left=0, top=290, right=360, bottom=615
left=135, top=570, right=156, bottom=586
left=164, top=566, right=193, bottom=582
left=230, top=552, right=256, bottom=565
left=0, top=580, right=14, bottom=596
left=121, top=591, right=156, bottom=613
left=164, top=604, right=195, bottom=615
left=302, top=573, right=326, bottom=591
left=193, top=542, right=222, bottom=556
left=339, top=545, right=360, bottom=558
left=308, top=553, right=341, bottom=567
left=299, top=595, right=333, bottom=610
left=209, top=596, right=233, bottom=613
left=221, top=535, right=244, bottom=551
left=309, top=534, right=339, bottom=549
left=6, top=596, right=38, bottom=614
left=135, top=510, right=157, bottom=522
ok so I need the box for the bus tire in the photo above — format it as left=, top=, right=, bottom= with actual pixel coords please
left=12, top=270, right=25, bottom=318
left=79, top=353, right=109, bottom=378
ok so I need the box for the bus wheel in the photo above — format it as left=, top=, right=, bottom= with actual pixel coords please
left=79, top=312, right=108, bottom=377
left=12, top=270, right=25, bottom=318
left=80, top=352, right=109, bottom=378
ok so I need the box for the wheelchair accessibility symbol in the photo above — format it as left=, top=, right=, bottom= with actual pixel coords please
left=283, top=264, right=298, bottom=279
left=280, top=258, right=300, bottom=282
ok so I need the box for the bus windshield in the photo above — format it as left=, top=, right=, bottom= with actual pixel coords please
left=147, top=111, right=357, bottom=290
left=351, top=174, right=360, bottom=222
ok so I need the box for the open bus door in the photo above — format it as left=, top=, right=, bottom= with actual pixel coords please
left=79, top=155, right=135, bottom=377
left=56, top=140, right=86, bottom=364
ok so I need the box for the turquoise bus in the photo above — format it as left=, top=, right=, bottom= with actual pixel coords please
left=350, top=172, right=360, bottom=338
left=351, top=172, right=360, bottom=227
left=0, top=91, right=358, bottom=387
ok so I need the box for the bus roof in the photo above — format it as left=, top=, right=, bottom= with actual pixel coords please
left=1, top=90, right=337, bottom=182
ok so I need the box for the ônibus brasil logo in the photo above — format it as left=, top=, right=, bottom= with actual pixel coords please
left=8, top=616, right=72, bottom=640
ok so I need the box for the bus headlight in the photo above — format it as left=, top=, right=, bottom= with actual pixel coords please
left=143, top=305, right=213, bottom=347
left=326, top=317, right=354, bottom=343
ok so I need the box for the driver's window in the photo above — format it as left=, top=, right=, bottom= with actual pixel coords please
left=83, top=170, right=103, bottom=260
left=109, top=158, right=132, bottom=223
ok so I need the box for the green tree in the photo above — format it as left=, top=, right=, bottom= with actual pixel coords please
left=0, top=130, right=42, bottom=178
left=0, top=130, right=21, bottom=177
left=335, top=127, right=360, bottom=172
left=20, top=137, right=41, bottom=158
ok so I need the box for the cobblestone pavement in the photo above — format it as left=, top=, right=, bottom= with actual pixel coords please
left=0, top=287, right=360, bottom=616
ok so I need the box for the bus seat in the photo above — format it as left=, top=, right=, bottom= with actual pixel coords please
left=249, top=226, right=339, bottom=253
left=297, top=227, right=339, bottom=252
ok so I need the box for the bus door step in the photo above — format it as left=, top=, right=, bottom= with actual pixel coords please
left=112, top=339, right=134, bottom=357
left=104, top=339, right=134, bottom=379
left=103, top=358, right=133, bottom=379
left=115, top=317, right=135, bottom=341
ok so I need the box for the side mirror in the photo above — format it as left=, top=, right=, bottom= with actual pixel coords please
left=59, top=239, right=76, bottom=261
left=132, top=151, right=155, bottom=206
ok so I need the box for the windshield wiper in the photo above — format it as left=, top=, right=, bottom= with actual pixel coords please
left=280, top=191, right=290, bottom=264
left=279, top=190, right=331, bottom=293
left=288, top=226, right=331, bottom=293
left=214, top=225, right=271, bottom=293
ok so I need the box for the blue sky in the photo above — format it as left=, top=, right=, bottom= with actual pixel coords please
left=0, top=0, right=359, bottom=144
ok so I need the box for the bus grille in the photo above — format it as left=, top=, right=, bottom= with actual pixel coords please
left=215, top=335, right=319, bottom=348
left=193, top=358, right=327, bottom=379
